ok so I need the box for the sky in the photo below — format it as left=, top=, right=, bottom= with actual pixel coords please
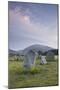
left=8, top=2, right=58, bottom=50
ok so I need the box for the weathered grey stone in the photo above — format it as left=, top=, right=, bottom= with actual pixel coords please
left=40, top=55, right=47, bottom=64
left=24, top=50, right=36, bottom=69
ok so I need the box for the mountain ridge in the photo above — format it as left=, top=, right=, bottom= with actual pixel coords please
left=9, top=44, right=58, bottom=55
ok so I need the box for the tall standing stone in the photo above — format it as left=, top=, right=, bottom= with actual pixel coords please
left=24, top=50, right=36, bottom=69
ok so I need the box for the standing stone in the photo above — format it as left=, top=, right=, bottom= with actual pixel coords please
left=24, top=50, right=36, bottom=69
left=40, top=55, right=47, bottom=64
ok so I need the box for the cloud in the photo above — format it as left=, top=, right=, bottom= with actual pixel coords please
left=9, top=6, right=58, bottom=50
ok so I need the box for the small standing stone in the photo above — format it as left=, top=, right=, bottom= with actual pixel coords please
left=40, top=55, right=47, bottom=64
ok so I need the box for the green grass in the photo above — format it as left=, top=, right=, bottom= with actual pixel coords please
left=8, top=57, right=58, bottom=89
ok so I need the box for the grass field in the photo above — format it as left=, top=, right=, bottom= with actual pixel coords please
left=8, top=57, right=58, bottom=89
